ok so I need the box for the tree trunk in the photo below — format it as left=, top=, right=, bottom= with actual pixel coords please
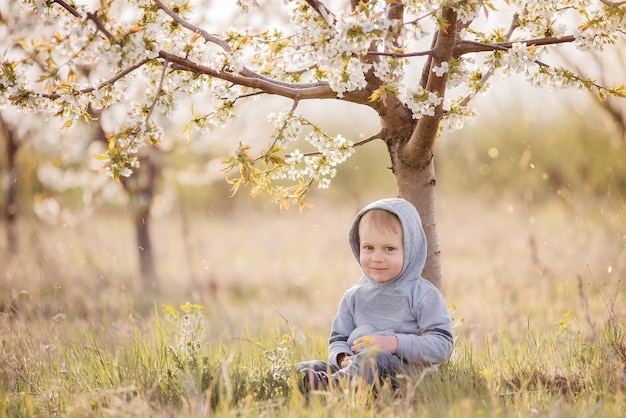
left=393, top=155, right=442, bottom=289
left=0, top=113, right=19, bottom=255
left=134, top=198, right=158, bottom=287
left=126, top=151, right=160, bottom=288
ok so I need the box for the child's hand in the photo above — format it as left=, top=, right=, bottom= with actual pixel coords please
left=352, top=335, right=398, bottom=354
left=340, top=355, right=352, bottom=369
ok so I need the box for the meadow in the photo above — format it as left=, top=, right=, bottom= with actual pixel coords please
left=1, top=186, right=625, bottom=417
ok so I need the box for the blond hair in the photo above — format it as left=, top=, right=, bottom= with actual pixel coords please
left=358, top=209, right=402, bottom=239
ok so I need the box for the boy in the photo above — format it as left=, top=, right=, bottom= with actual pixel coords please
left=299, top=198, right=453, bottom=392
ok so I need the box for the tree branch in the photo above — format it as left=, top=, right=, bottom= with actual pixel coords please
left=403, top=7, right=458, bottom=168
left=454, top=35, right=575, bottom=56
left=46, top=0, right=372, bottom=108
left=160, top=50, right=337, bottom=100
left=419, top=31, right=439, bottom=89
left=533, top=58, right=617, bottom=94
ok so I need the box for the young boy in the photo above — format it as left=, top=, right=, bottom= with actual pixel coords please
left=299, top=198, right=453, bottom=392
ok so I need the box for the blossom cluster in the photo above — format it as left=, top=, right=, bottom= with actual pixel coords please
left=500, top=42, right=541, bottom=75
left=267, top=112, right=354, bottom=189
left=405, top=86, right=443, bottom=120
left=288, top=133, right=352, bottom=190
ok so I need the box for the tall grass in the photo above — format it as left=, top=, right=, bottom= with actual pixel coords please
left=2, top=300, right=625, bottom=416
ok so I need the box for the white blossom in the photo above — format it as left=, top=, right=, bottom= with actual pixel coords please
left=432, top=61, right=449, bottom=77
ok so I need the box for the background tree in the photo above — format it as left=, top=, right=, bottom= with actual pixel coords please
left=0, top=102, right=228, bottom=288
left=2, top=0, right=625, bottom=288
left=559, top=38, right=626, bottom=144
left=0, top=112, right=19, bottom=254
left=91, top=107, right=162, bottom=286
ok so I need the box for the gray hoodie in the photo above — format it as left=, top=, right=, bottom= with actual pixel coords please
left=328, top=198, right=453, bottom=368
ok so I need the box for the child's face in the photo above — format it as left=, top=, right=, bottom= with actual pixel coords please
left=358, top=217, right=404, bottom=283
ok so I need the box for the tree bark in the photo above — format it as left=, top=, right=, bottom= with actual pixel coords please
left=0, top=113, right=19, bottom=255
left=393, top=156, right=441, bottom=289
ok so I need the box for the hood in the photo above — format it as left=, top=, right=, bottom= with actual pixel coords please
left=348, top=198, right=427, bottom=284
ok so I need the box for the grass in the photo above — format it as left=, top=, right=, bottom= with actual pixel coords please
left=1, top=191, right=625, bottom=417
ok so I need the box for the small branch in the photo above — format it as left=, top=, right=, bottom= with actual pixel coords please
left=232, top=91, right=265, bottom=101
left=419, top=31, right=439, bottom=89
left=352, top=131, right=382, bottom=147
left=85, top=11, right=113, bottom=39
left=368, top=49, right=434, bottom=58
left=454, top=35, right=575, bottom=56
left=155, top=0, right=312, bottom=89
left=600, top=0, right=626, bottom=6
left=52, top=0, right=81, bottom=17
left=53, top=0, right=112, bottom=39
left=405, top=10, right=439, bottom=27
left=304, top=0, right=337, bottom=29
left=95, top=57, right=155, bottom=90
left=301, top=131, right=381, bottom=158
left=41, top=57, right=156, bottom=99
left=264, top=99, right=300, bottom=156
left=534, top=59, right=610, bottom=92
left=144, top=59, right=170, bottom=124
left=153, top=0, right=231, bottom=51
left=0, top=354, right=40, bottom=395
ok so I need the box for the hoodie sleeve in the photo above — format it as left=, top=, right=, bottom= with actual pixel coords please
left=396, top=284, right=454, bottom=366
left=327, top=290, right=356, bottom=368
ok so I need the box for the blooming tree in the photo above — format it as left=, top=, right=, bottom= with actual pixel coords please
left=1, top=0, right=625, bottom=288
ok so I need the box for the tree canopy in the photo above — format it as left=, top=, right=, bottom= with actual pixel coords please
left=2, top=0, right=624, bottom=208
